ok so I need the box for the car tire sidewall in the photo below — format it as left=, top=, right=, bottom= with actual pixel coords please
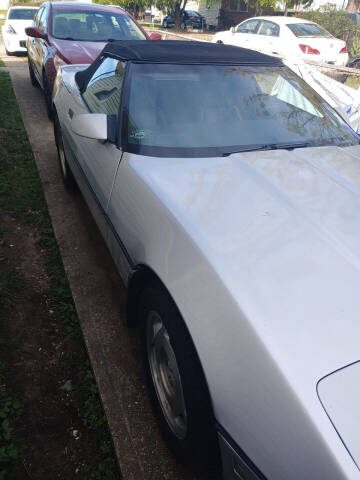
left=42, top=72, right=53, bottom=120
left=28, top=59, right=38, bottom=87
left=139, top=282, right=220, bottom=470
left=54, top=115, right=77, bottom=192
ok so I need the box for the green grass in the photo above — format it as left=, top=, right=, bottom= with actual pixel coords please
left=0, top=71, right=120, bottom=479
left=345, top=75, right=360, bottom=89
left=0, top=251, right=24, bottom=479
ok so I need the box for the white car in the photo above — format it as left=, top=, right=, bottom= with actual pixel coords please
left=2, top=6, right=38, bottom=55
left=53, top=40, right=360, bottom=480
left=213, top=16, right=348, bottom=66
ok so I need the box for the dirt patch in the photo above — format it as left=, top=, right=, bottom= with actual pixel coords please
left=0, top=214, right=85, bottom=479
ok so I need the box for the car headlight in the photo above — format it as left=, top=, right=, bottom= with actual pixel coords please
left=5, top=24, right=16, bottom=34
left=54, top=54, right=67, bottom=70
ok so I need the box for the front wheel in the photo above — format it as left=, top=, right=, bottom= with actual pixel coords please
left=42, top=72, right=53, bottom=120
left=54, top=115, right=77, bottom=192
left=139, top=281, right=220, bottom=470
left=28, top=59, right=38, bottom=87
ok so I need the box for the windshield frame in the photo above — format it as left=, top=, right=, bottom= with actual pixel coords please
left=50, top=8, right=147, bottom=42
left=119, top=61, right=359, bottom=157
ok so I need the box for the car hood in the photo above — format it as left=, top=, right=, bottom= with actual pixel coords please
left=51, top=38, right=105, bottom=64
left=131, top=144, right=360, bottom=386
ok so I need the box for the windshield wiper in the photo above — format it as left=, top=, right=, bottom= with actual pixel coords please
left=223, top=142, right=310, bottom=156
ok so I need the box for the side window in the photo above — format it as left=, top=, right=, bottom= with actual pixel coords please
left=38, top=7, right=47, bottom=32
left=258, top=21, right=279, bottom=37
left=34, top=6, right=44, bottom=28
left=83, top=57, right=125, bottom=116
left=237, top=20, right=259, bottom=34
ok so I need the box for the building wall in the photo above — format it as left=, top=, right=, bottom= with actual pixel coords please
left=218, top=0, right=255, bottom=28
left=186, top=0, right=221, bottom=29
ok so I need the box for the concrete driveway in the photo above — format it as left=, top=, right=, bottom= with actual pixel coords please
left=0, top=40, right=220, bottom=480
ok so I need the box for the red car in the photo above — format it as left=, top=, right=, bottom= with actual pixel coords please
left=25, top=2, right=161, bottom=118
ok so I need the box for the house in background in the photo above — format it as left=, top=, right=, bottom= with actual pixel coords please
left=185, top=0, right=221, bottom=29
left=184, top=0, right=254, bottom=29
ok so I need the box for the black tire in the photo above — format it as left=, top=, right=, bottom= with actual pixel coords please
left=138, top=280, right=220, bottom=471
left=54, top=115, right=77, bottom=192
left=42, top=71, right=53, bottom=120
left=216, top=40, right=223, bottom=44
left=28, top=59, right=38, bottom=87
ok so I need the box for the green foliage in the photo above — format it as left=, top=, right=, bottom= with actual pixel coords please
left=0, top=363, right=22, bottom=480
left=0, top=71, right=120, bottom=479
left=93, top=0, right=149, bottom=18
left=300, top=6, right=360, bottom=58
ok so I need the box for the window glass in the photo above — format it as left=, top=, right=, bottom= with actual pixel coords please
left=230, top=0, right=247, bottom=12
left=8, top=8, right=37, bottom=20
left=83, top=57, right=125, bottom=115
left=258, top=21, right=279, bottom=37
left=34, top=6, right=43, bottom=27
left=38, top=6, right=47, bottom=32
left=287, top=23, right=332, bottom=38
left=126, top=63, right=358, bottom=157
left=51, top=9, right=146, bottom=41
left=237, top=19, right=259, bottom=33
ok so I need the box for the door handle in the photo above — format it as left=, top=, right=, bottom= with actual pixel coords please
left=68, top=108, right=74, bottom=119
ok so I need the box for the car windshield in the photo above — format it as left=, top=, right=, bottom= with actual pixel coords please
left=8, top=8, right=37, bottom=20
left=287, top=23, right=332, bottom=38
left=51, top=9, right=146, bottom=41
left=126, top=63, right=358, bottom=157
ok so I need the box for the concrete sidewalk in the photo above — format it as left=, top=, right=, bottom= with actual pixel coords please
left=0, top=45, right=214, bottom=480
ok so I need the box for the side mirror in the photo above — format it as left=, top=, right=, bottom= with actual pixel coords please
left=149, top=32, right=162, bottom=41
left=71, top=113, right=116, bottom=142
left=25, top=26, right=47, bottom=39
left=230, top=26, right=236, bottom=33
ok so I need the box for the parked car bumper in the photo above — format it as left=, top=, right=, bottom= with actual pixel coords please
left=2, top=32, right=28, bottom=53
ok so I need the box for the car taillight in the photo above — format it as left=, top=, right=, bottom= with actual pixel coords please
left=189, top=16, right=195, bottom=20
left=5, top=24, right=16, bottom=34
left=340, top=46, right=347, bottom=54
left=299, top=44, right=320, bottom=55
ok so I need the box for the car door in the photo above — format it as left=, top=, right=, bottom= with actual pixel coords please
left=33, top=4, right=48, bottom=83
left=256, top=20, right=281, bottom=55
left=232, top=19, right=260, bottom=49
left=28, top=5, right=44, bottom=80
left=59, top=56, right=125, bottom=238
left=76, top=57, right=125, bottom=212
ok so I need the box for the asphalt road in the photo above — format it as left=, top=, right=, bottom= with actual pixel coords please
left=0, top=39, right=219, bottom=480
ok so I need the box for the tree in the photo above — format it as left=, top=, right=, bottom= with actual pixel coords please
left=346, top=0, right=359, bottom=13
left=154, top=0, right=188, bottom=28
left=93, top=0, right=150, bottom=19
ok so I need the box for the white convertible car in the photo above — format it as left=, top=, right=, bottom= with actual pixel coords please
left=212, top=16, right=348, bottom=66
left=53, top=41, right=360, bottom=480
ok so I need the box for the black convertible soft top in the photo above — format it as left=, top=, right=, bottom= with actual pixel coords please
left=76, top=40, right=283, bottom=92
